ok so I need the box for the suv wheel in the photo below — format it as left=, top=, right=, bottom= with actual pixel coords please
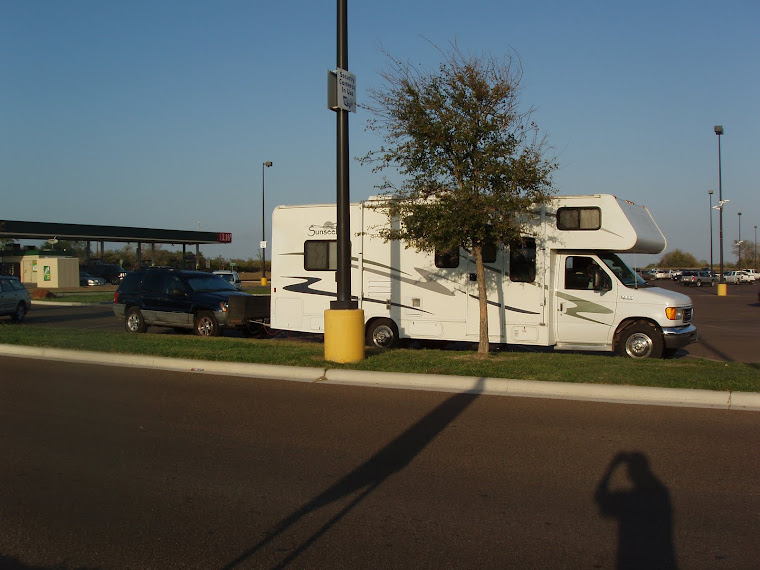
left=125, top=307, right=148, bottom=333
left=11, top=303, right=26, bottom=323
left=194, top=311, right=219, bottom=337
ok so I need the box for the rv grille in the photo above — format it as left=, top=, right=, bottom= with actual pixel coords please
left=683, top=308, right=693, bottom=322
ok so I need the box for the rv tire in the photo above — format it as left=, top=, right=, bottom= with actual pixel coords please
left=617, top=321, right=663, bottom=359
left=366, top=318, right=399, bottom=349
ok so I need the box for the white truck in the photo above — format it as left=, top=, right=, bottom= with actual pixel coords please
left=269, top=194, right=697, bottom=359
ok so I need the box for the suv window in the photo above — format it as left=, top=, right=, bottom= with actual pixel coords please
left=118, top=272, right=144, bottom=294
left=141, top=271, right=166, bottom=293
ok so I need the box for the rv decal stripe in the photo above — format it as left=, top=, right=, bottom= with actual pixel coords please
left=282, top=277, right=339, bottom=299
left=556, top=292, right=614, bottom=325
left=466, top=295, right=541, bottom=315
left=282, top=277, right=433, bottom=314
left=362, top=297, right=434, bottom=315
left=362, top=258, right=412, bottom=276
left=361, top=264, right=456, bottom=297
left=505, top=305, right=541, bottom=315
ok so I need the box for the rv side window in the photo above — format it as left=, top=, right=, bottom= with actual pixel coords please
left=465, top=242, right=498, bottom=263
left=482, top=242, right=498, bottom=263
left=304, top=240, right=338, bottom=271
left=435, top=247, right=460, bottom=269
left=557, top=207, right=601, bottom=230
left=509, top=238, right=536, bottom=283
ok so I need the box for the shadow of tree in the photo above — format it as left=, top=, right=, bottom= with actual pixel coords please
left=223, top=378, right=485, bottom=569
left=595, top=452, right=677, bottom=569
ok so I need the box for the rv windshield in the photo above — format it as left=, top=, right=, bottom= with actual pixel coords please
left=597, top=252, right=649, bottom=289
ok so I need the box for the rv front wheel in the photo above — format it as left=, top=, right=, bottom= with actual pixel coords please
left=366, top=319, right=399, bottom=349
left=617, top=321, right=663, bottom=359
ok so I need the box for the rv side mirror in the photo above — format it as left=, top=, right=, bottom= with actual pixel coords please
left=594, top=270, right=612, bottom=292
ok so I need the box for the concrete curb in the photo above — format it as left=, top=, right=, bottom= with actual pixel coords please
left=1, top=344, right=759, bottom=411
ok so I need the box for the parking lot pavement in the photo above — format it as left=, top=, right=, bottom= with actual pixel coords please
left=655, top=279, right=759, bottom=363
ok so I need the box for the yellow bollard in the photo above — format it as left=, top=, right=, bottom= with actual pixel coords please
left=324, top=309, right=365, bottom=363
left=717, top=283, right=727, bottom=296
left=260, top=277, right=267, bottom=287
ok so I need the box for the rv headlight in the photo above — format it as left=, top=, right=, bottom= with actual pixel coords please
left=665, top=307, right=683, bottom=321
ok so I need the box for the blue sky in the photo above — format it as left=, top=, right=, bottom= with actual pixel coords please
left=2, top=1, right=758, bottom=264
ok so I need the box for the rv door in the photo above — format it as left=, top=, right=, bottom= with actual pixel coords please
left=555, top=254, right=617, bottom=346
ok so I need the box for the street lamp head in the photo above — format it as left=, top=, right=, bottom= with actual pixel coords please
left=714, top=125, right=724, bottom=135
left=264, top=161, right=273, bottom=168
left=708, top=189, right=713, bottom=195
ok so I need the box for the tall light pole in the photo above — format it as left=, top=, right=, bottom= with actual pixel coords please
left=754, top=225, right=758, bottom=271
left=708, top=189, right=714, bottom=273
left=261, top=161, right=273, bottom=285
left=714, top=125, right=725, bottom=284
left=737, top=211, right=742, bottom=268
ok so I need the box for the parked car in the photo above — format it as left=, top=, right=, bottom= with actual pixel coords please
left=723, top=270, right=753, bottom=284
left=213, top=270, right=243, bottom=290
left=0, top=275, right=31, bottom=323
left=86, top=263, right=127, bottom=284
left=742, top=269, right=758, bottom=282
left=113, top=267, right=259, bottom=336
left=680, top=270, right=716, bottom=287
left=79, top=271, right=106, bottom=286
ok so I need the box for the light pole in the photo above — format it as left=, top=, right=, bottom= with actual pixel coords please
left=714, top=125, right=725, bottom=285
left=755, top=225, right=758, bottom=271
left=737, top=211, right=742, bottom=268
left=708, top=189, right=714, bottom=273
left=261, top=161, right=273, bottom=285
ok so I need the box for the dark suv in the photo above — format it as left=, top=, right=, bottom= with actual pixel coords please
left=113, top=267, right=260, bottom=336
left=86, top=263, right=127, bottom=285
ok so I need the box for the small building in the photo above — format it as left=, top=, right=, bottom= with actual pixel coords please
left=0, top=247, right=79, bottom=288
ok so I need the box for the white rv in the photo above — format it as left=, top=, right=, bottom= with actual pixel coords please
left=270, top=194, right=697, bottom=358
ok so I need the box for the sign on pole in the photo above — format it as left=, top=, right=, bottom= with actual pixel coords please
left=327, top=68, right=356, bottom=113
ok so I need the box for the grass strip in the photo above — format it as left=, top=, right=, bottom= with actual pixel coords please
left=1, top=325, right=758, bottom=393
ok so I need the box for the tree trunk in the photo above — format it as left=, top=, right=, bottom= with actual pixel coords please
left=475, top=246, right=490, bottom=354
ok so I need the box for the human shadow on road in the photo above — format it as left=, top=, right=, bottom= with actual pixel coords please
left=223, top=378, right=485, bottom=569
left=595, top=452, right=677, bottom=569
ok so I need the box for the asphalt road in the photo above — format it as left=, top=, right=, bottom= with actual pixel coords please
left=25, top=278, right=760, bottom=362
left=1, top=356, right=758, bottom=569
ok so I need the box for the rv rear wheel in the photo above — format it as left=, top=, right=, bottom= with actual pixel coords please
left=617, top=321, right=663, bottom=359
left=366, top=318, right=399, bottom=349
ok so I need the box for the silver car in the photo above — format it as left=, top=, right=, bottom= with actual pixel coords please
left=0, top=275, right=31, bottom=322
left=213, top=270, right=243, bottom=291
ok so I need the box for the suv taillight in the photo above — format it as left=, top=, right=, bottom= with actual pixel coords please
left=114, top=291, right=119, bottom=303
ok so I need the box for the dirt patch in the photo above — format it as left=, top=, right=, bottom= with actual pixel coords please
left=30, top=289, right=57, bottom=300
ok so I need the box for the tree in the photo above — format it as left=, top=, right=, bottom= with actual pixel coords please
left=362, top=45, right=556, bottom=354
left=39, top=239, right=89, bottom=260
left=731, top=240, right=754, bottom=269
left=658, top=249, right=699, bottom=268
